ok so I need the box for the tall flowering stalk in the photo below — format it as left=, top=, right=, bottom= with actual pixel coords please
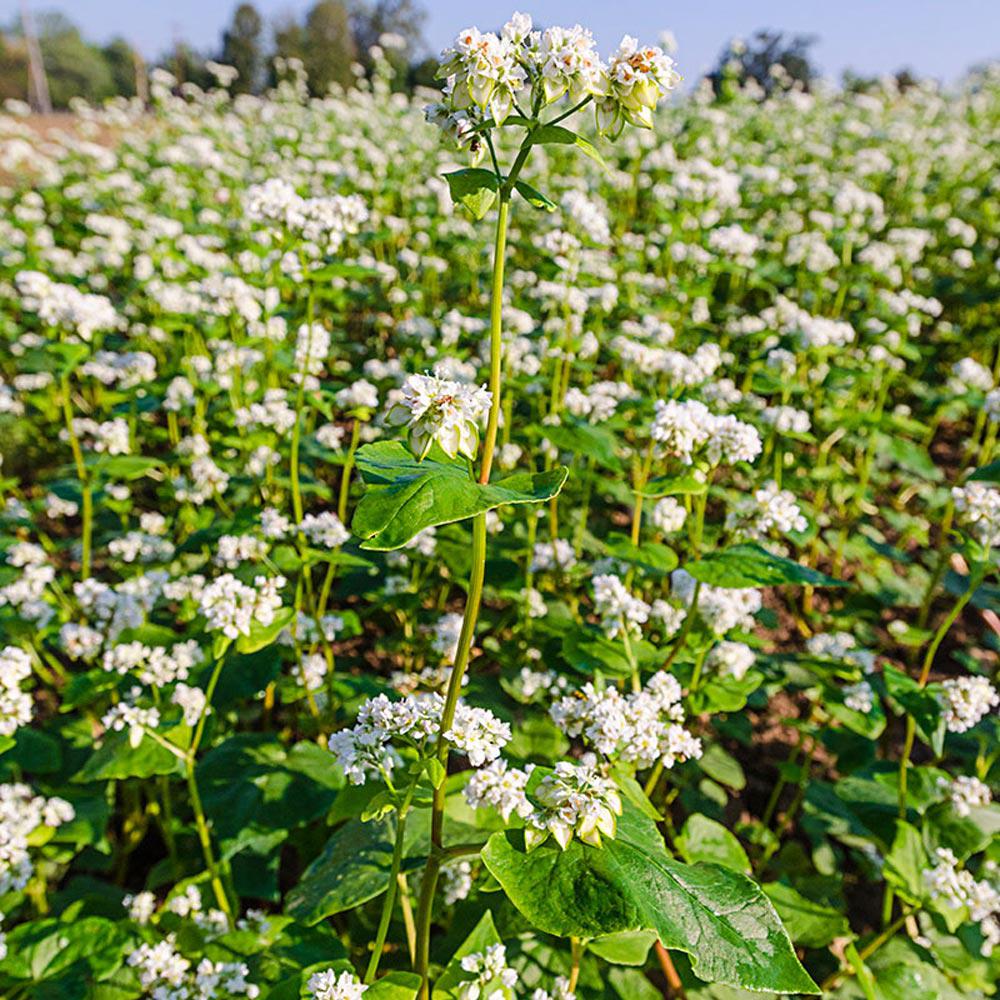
left=399, top=14, right=681, bottom=995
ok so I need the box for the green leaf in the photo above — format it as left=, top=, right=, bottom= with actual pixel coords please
left=514, top=180, right=557, bottom=212
left=0, top=916, right=129, bottom=983
left=882, top=667, right=945, bottom=754
left=677, top=814, right=751, bottom=873
left=604, top=533, right=678, bottom=577
left=73, top=728, right=183, bottom=782
left=528, top=124, right=607, bottom=170
left=561, top=626, right=659, bottom=679
left=685, top=544, right=846, bottom=589
left=352, top=441, right=568, bottom=550
left=762, top=882, right=851, bottom=948
left=481, top=804, right=819, bottom=994
left=368, top=972, right=423, bottom=999
left=444, top=168, right=500, bottom=220
left=588, top=929, right=658, bottom=966
left=697, top=744, right=746, bottom=791
left=638, top=473, right=708, bottom=498
left=236, top=606, right=296, bottom=653
left=883, top=820, right=929, bottom=904
left=93, top=455, right=165, bottom=481
left=433, top=911, right=507, bottom=999
left=969, top=459, right=1000, bottom=483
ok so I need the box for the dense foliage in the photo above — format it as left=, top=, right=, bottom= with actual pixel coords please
left=0, top=17, right=998, bottom=1000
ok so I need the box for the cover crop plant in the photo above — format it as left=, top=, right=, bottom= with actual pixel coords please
left=0, top=11, right=997, bottom=1000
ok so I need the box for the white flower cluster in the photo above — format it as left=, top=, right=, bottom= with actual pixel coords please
left=940, top=775, right=992, bottom=817
left=244, top=178, right=367, bottom=255
left=952, top=483, right=1000, bottom=548
left=386, top=370, right=491, bottom=461
left=0, top=645, right=32, bottom=737
left=708, top=640, right=756, bottom=681
left=15, top=270, right=120, bottom=340
left=843, top=680, right=875, bottom=714
left=941, top=675, right=999, bottom=733
left=727, top=481, right=807, bottom=541
left=651, top=496, right=687, bottom=534
left=805, top=631, right=877, bottom=672
left=924, top=848, right=1000, bottom=956
left=465, top=758, right=535, bottom=821
left=650, top=399, right=761, bottom=466
left=592, top=573, right=650, bottom=639
left=102, top=638, right=203, bottom=686
left=127, top=935, right=259, bottom=998
left=306, top=968, right=367, bottom=1000
left=430, top=14, right=678, bottom=139
left=0, top=783, right=74, bottom=894
left=671, top=569, right=762, bottom=634
left=526, top=760, right=623, bottom=850
left=551, top=673, right=701, bottom=769
left=299, top=511, right=350, bottom=549
left=102, top=687, right=161, bottom=747
left=328, top=692, right=510, bottom=785
left=199, top=574, right=285, bottom=639
left=457, top=943, right=519, bottom=1000
left=530, top=539, right=577, bottom=573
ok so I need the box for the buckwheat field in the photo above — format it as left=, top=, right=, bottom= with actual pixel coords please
left=0, top=11, right=999, bottom=1000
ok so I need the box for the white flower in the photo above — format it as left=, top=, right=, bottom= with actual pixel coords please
left=952, top=483, right=1000, bottom=547
left=843, top=680, right=875, bottom=714
left=199, top=574, right=285, bottom=639
left=941, top=676, right=999, bottom=733
left=708, top=641, right=755, bottom=681
left=386, top=371, right=491, bottom=461
left=299, top=511, right=350, bottom=549
left=592, top=573, right=650, bottom=639
left=651, top=496, right=687, bottom=534
left=306, top=968, right=368, bottom=1000
left=526, top=760, right=623, bottom=850
left=943, top=775, right=991, bottom=817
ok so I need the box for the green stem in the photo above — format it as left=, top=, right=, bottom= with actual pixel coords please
left=898, top=561, right=985, bottom=815
left=289, top=283, right=316, bottom=526
left=337, top=418, right=361, bottom=523
left=366, top=781, right=418, bottom=983
left=414, top=176, right=520, bottom=996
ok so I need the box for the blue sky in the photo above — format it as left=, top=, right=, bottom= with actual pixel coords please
left=6, top=0, right=999, bottom=84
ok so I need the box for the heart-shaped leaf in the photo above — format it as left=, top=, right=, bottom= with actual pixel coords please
left=352, top=441, right=568, bottom=550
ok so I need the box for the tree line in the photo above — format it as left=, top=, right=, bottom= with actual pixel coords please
left=0, top=1, right=434, bottom=110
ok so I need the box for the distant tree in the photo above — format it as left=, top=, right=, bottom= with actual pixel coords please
left=0, top=34, right=29, bottom=104
left=350, top=0, right=426, bottom=59
left=220, top=2, right=264, bottom=94
left=274, top=1, right=357, bottom=95
left=406, top=54, right=439, bottom=92
left=709, top=30, right=818, bottom=99
left=162, top=39, right=213, bottom=90
left=31, top=12, right=116, bottom=107
left=101, top=37, right=139, bottom=98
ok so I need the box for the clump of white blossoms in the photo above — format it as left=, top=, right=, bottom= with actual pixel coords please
left=671, top=569, right=762, bottom=634
left=457, top=943, right=519, bottom=1000
left=708, top=640, right=756, bottom=681
left=0, top=783, right=75, bottom=895
left=843, top=680, right=875, bottom=714
left=727, top=481, right=807, bottom=541
left=199, top=574, right=285, bottom=640
left=244, top=178, right=367, bottom=257
left=650, top=399, right=761, bottom=466
left=940, top=675, right=999, bottom=733
left=924, top=848, right=1000, bottom=956
left=651, top=496, right=687, bottom=534
left=952, top=483, right=1000, bottom=548
left=386, top=371, right=491, bottom=461
left=551, top=673, right=701, bottom=769
left=526, top=760, right=623, bottom=850
left=940, top=775, right=992, bottom=817
left=306, top=968, right=367, bottom=1000
left=0, top=645, right=33, bottom=737
left=592, top=573, right=650, bottom=639
left=299, top=511, right=350, bottom=548
left=328, top=692, right=510, bottom=785
left=126, top=935, right=259, bottom=998
left=428, top=12, right=678, bottom=146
